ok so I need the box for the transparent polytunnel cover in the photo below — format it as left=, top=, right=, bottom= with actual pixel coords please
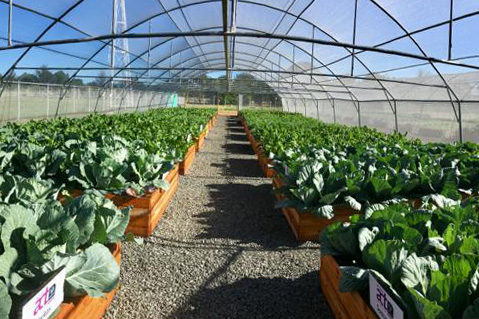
left=1, top=0, right=479, bottom=141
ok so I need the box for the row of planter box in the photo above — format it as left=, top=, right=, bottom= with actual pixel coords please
left=50, top=114, right=217, bottom=319
left=240, top=116, right=382, bottom=318
left=240, top=116, right=360, bottom=242
left=241, top=117, right=460, bottom=319
left=240, top=117, right=276, bottom=178
left=241, top=116, right=474, bottom=319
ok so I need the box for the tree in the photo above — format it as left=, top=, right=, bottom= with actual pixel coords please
left=17, top=73, right=38, bottom=83
left=36, top=65, right=53, bottom=83
left=93, top=71, right=108, bottom=87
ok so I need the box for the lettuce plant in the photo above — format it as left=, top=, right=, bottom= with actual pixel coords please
left=320, top=199, right=479, bottom=318
left=0, top=190, right=130, bottom=317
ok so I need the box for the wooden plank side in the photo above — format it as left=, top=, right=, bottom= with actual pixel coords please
left=320, top=255, right=378, bottom=319
left=55, top=244, right=120, bottom=319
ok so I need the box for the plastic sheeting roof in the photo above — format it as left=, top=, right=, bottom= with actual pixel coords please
left=1, top=0, right=479, bottom=104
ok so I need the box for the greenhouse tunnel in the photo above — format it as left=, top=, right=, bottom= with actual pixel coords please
left=1, top=0, right=479, bottom=318
left=1, top=0, right=479, bottom=142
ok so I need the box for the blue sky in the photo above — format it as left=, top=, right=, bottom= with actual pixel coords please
left=1, top=0, right=479, bottom=82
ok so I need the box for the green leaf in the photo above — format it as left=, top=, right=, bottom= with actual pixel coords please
left=407, top=288, right=452, bottom=319
left=344, top=195, right=361, bottom=211
left=64, top=243, right=119, bottom=297
left=339, top=266, right=370, bottom=292
left=311, top=205, right=334, bottom=219
left=401, top=253, right=439, bottom=295
left=463, top=298, right=479, bottom=318
left=362, top=239, right=408, bottom=286
left=0, top=280, right=12, bottom=318
left=357, top=226, right=379, bottom=251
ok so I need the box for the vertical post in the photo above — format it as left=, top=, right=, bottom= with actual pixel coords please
left=357, top=101, right=361, bottom=127
left=17, top=81, right=20, bottom=121
left=332, top=100, right=337, bottom=123
left=351, top=0, right=358, bottom=76
left=169, top=41, right=173, bottom=81
left=46, top=84, right=50, bottom=118
left=278, top=55, right=281, bottom=88
left=316, top=100, right=320, bottom=120
left=304, top=100, right=307, bottom=116
left=88, top=87, right=91, bottom=113
left=310, top=26, right=315, bottom=84
left=448, top=0, right=454, bottom=60
left=291, top=45, right=295, bottom=88
left=8, top=0, right=13, bottom=46
left=393, top=100, right=399, bottom=132
left=147, top=20, right=152, bottom=78
left=73, top=87, right=76, bottom=114
left=294, top=99, right=297, bottom=113
left=458, top=101, right=463, bottom=142
left=110, top=0, right=116, bottom=111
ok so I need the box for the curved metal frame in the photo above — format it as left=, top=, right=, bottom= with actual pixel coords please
left=1, top=0, right=479, bottom=139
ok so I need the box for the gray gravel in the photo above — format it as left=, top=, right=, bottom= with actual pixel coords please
left=105, top=117, right=333, bottom=319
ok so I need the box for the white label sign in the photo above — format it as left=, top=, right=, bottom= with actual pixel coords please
left=369, top=273, right=404, bottom=319
left=22, top=268, right=66, bottom=319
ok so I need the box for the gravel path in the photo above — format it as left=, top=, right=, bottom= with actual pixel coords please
left=105, top=116, right=333, bottom=319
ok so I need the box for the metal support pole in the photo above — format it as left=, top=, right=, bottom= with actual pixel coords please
left=448, top=0, right=454, bottom=60
left=147, top=20, right=152, bottom=78
left=294, top=99, right=297, bottom=113
left=46, top=84, right=50, bottom=118
left=332, top=100, right=337, bottom=124
left=393, top=100, right=399, bottom=132
left=357, top=101, right=361, bottom=127
left=88, top=87, right=91, bottom=113
left=17, top=81, right=20, bottom=121
left=351, top=0, right=358, bottom=76
left=73, top=87, right=76, bottom=114
left=304, top=100, right=307, bottom=116
left=110, top=0, right=116, bottom=111
left=310, top=26, right=315, bottom=84
left=8, top=0, right=13, bottom=46
left=278, top=55, right=281, bottom=88
left=291, top=46, right=295, bottom=88
left=316, top=100, right=320, bottom=120
left=458, top=101, right=463, bottom=142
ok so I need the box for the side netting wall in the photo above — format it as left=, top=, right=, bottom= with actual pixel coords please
left=282, top=98, right=478, bottom=144
left=0, top=81, right=179, bottom=124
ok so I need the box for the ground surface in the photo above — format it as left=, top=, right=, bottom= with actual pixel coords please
left=105, top=116, right=333, bottom=319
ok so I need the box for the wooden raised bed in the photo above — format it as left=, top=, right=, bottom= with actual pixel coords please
left=282, top=205, right=357, bottom=242
left=117, top=164, right=179, bottom=237
left=320, top=255, right=378, bottom=319
left=194, top=130, right=207, bottom=152
left=54, top=243, right=121, bottom=319
left=179, top=144, right=196, bottom=175
left=62, top=166, right=179, bottom=237
left=273, top=176, right=359, bottom=241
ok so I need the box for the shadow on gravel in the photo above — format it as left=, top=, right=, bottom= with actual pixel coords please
left=223, top=142, right=255, bottom=155
left=229, top=128, right=244, bottom=133
left=197, top=183, right=300, bottom=248
left=227, top=134, right=248, bottom=142
left=170, top=271, right=332, bottom=319
left=217, top=158, right=263, bottom=177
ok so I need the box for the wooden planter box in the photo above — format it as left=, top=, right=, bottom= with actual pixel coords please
left=320, top=255, right=378, bottom=319
left=54, top=243, right=121, bottom=319
left=282, top=205, right=357, bottom=242
left=273, top=176, right=359, bottom=241
left=118, top=165, right=179, bottom=237
left=257, top=150, right=276, bottom=178
left=179, top=144, right=196, bottom=175
left=62, top=166, right=179, bottom=237
left=194, top=131, right=207, bottom=152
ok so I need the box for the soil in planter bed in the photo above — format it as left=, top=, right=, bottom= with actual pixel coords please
left=105, top=117, right=333, bottom=319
